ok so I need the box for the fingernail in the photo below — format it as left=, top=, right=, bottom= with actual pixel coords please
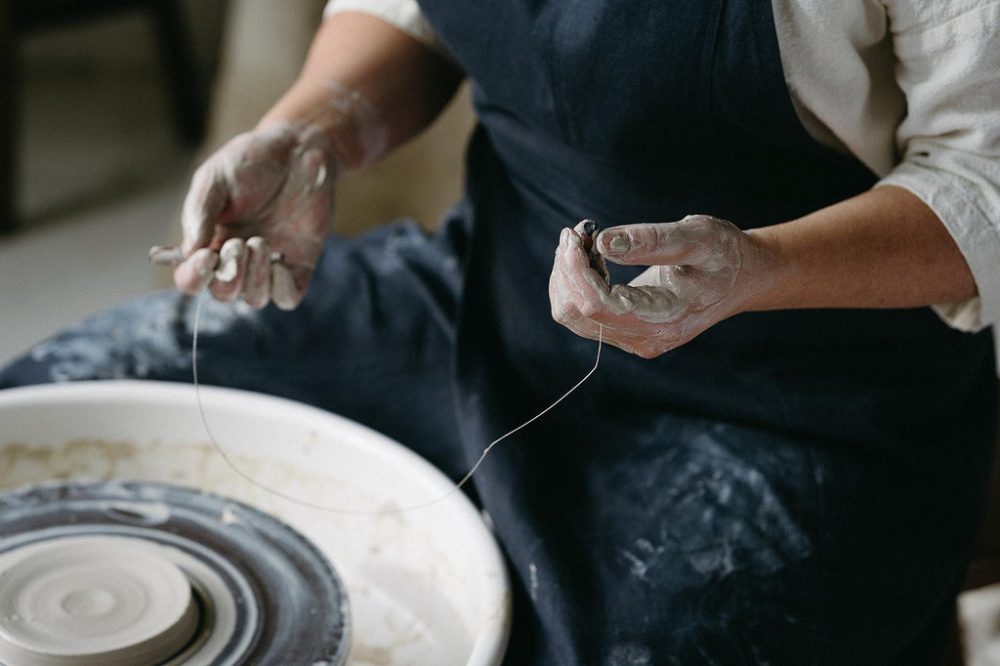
left=603, top=233, right=630, bottom=256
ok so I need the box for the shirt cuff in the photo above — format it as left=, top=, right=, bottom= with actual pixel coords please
left=323, top=0, right=450, bottom=58
left=876, top=163, right=1000, bottom=333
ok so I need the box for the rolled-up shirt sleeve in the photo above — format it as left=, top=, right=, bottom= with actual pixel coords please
left=323, top=0, right=447, bottom=56
left=875, top=0, right=1000, bottom=331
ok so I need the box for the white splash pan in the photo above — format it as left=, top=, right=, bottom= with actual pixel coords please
left=0, top=380, right=511, bottom=665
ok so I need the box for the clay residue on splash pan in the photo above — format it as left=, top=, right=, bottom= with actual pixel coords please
left=0, top=437, right=484, bottom=663
left=1, top=440, right=139, bottom=486
left=0, top=439, right=383, bottom=517
left=0, top=535, right=200, bottom=666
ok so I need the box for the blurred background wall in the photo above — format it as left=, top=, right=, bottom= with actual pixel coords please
left=0, top=0, right=474, bottom=365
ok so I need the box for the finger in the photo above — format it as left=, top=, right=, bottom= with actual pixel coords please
left=551, top=237, right=686, bottom=356
left=555, top=230, right=661, bottom=329
left=562, top=282, right=687, bottom=357
left=549, top=256, right=602, bottom=339
left=181, top=162, right=230, bottom=255
left=572, top=219, right=597, bottom=251
left=553, top=229, right=617, bottom=326
left=553, top=250, right=655, bottom=346
left=555, top=227, right=693, bottom=334
left=596, top=216, right=719, bottom=267
left=551, top=280, right=654, bottom=353
left=573, top=219, right=610, bottom=283
left=242, top=237, right=271, bottom=309
left=562, top=244, right=689, bottom=325
left=272, top=262, right=305, bottom=311
left=550, top=229, right=586, bottom=306
left=557, top=229, right=622, bottom=317
left=210, top=238, right=247, bottom=302
left=550, top=231, right=615, bottom=341
left=558, top=227, right=611, bottom=297
left=551, top=279, right=610, bottom=343
left=173, top=248, right=218, bottom=294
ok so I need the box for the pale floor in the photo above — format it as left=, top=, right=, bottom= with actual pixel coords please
left=0, top=174, right=189, bottom=368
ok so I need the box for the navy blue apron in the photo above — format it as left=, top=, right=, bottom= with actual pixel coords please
left=416, top=0, right=997, bottom=662
left=2, top=0, right=996, bottom=663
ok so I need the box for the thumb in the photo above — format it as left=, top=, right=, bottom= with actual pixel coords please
left=596, top=217, right=718, bottom=267
left=180, top=162, right=229, bottom=255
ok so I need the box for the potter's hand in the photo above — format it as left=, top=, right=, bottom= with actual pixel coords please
left=174, top=122, right=335, bottom=310
left=174, top=84, right=386, bottom=310
left=549, top=216, right=776, bottom=358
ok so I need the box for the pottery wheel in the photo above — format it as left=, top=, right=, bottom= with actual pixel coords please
left=0, top=536, right=200, bottom=665
left=0, top=481, right=350, bottom=666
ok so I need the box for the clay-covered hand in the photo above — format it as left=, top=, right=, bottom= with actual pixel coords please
left=173, top=84, right=386, bottom=310
left=549, top=216, right=777, bottom=358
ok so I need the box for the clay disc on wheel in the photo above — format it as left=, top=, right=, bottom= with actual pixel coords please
left=0, top=536, right=199, bottom=666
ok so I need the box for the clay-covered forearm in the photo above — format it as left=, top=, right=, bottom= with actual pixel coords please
left=550, top=187, right=978, bottom=359
left=744, top=185, right=978, bottom=312
left=260, top=12, right=464, bottom=170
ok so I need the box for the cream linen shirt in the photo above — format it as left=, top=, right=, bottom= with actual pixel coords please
left=325, top=0, right=1000, bottom=354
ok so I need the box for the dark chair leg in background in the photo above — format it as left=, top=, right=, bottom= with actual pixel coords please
left=0, top=0, right=20, bottom=235
left=151, top=0, right=205, bottom=147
